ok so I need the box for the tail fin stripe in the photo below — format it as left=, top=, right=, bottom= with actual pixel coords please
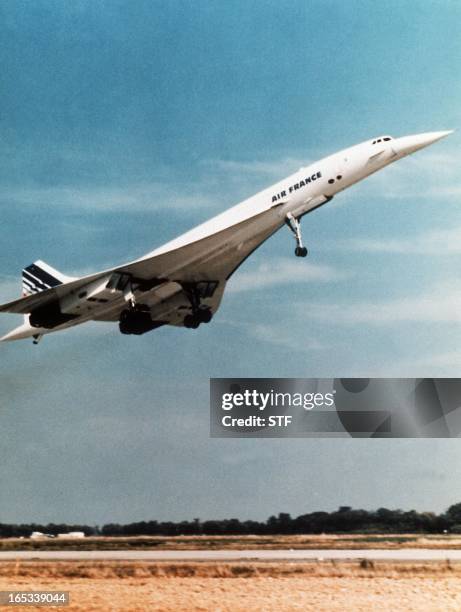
left=22, top=277, right=41, bottom=294
left=22, top=271, right=52, bottom=293
left=23, top=270, right=51, bottom=288
left=21, top=260, right=67, bottom=297
left=24, top=264, right=62, bottom=288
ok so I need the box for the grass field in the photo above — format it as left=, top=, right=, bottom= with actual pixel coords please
left=1, top=560, right=461, bottom=611
left=2, top=536, right=461, bottom=609
left=2, top=534, right=461, bottom=551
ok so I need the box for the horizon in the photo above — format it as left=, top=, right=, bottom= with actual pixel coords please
left=2, top=501, right=461, bottom=530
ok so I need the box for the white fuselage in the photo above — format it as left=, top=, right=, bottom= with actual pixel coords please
left=0, top=130, right=452, bottom=342
left=144, top=135, right=400, bottom=259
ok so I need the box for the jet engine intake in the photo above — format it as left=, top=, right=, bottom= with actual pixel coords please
left=119, top=309, right=165, bottom=335
left=29, top=302, right=78, bottom=329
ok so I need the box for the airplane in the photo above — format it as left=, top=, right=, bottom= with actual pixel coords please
left=0, top=130, right=453, bottom=344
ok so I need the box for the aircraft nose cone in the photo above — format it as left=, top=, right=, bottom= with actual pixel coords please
left=394, top=130, right=454, bottom=157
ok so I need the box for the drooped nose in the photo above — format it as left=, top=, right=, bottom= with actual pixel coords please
left=393, top=130, right=453, bottom=157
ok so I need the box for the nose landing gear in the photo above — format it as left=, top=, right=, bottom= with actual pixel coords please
left=295, top=246, right=308, bottom=257
left=286, top=213, right=308, bottom=257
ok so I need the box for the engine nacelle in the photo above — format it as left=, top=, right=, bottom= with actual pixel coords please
left=119, top=309, right=165, bottom=335
left=29, top=302, right=78, bottom=329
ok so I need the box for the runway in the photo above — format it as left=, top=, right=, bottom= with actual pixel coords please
left=1, top=549, right=461, bottom=561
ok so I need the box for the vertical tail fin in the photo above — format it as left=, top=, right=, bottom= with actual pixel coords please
left=22, top=260, right=69, bottom=296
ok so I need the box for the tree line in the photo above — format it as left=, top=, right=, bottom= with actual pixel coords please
left=2, top=504, right=461, bottom=538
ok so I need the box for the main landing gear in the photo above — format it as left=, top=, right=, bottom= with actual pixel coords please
left=285, top=212, right=308, bottom=257
left=183, top=308, right=212, bottom=329
left=182, top=282, right=216, bottom=329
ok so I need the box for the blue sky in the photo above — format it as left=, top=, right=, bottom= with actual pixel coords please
left=0, top=0, right=461, bottom=523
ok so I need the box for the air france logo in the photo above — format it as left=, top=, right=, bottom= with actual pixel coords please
left=272, top=171, right=322, bottom=203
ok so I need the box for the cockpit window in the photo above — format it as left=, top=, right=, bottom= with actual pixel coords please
left=372, top=135, right=393, bottom=144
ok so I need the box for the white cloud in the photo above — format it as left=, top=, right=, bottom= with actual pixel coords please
left=250, top=322, right=325, bottom=351
left=227, top=258, right=348, bottom=293
left=0, top=154, right=313, bottom=214
left=388, top=350, right=461, bottom=377
left=0, top=278, right=20, bottom=303
left=345, top=225, right=461, bottom=255
left=221, top=320, right=326, bottom=352
left=0, top=183, right=222, bottom=212
left=207, top=157, right=310, bottom=179
left=301, top=283, right=461, bottom=326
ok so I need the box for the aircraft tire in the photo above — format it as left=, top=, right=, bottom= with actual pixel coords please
left=198, top=308, right=212, bottom=324
left=295, top=246, right=308, bottom=257
left=184, top=314, right=200, bottom=329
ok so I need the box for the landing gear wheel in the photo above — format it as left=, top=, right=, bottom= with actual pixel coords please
left=184, top=314, right=200, bottom=329
left=198, top=308, right=212, bottom=324
left=295, top=246, right=308, bottom=257
left=286, top=213, right=308, bottom=258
